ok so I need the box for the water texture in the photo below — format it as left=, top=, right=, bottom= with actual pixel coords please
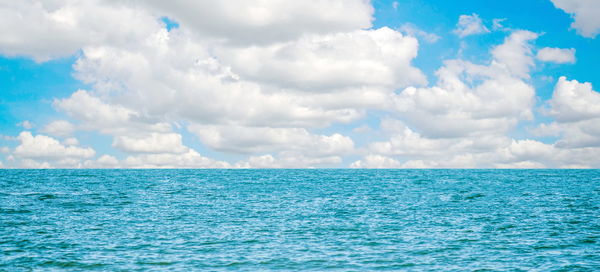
left=1, top=169, right=599, bottom=271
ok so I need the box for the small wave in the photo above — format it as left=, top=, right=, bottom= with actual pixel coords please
left=0, top=208, right=32, bottom=214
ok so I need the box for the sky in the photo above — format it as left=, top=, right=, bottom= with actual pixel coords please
left=0, top=0, right=599, bottom=169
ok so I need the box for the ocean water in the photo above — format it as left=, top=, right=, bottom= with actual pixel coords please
left=1, top=169, right=599, bottom=271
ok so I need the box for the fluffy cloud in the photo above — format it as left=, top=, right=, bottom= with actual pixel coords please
left=42, top=1, right=418, bottom=168
left=41, top=120, right=76, bottom=137
left=454, top=13, right=490, bottom=37
left=219, top=27, right=426, bottom=91
left=121, top=150, right=230, bottom=169
left=537, top=47, right=576, bottom=63
left=0, top=0, right=162, bottom=61
left=392, top=31, right=537, bottom=138
left=8, top=132, right=96, bottom=168
left=551, top=0, right=600, bottom=38
left=69, top=31, right=362, bottom=128
left=349, top=155, right=403, bottom=168
left=55, top=90, right=171, bottom=135
left=536, top=77, right=600, bottom=148
left=352, top=31, right=552, bottom=168
left=491, top=30, right=539, bottom=78
left=17, top=121, right=34, bottom=129
left=84, top=155, right=120, bottom=168
left=399, top=23, right=440, bottom=43
left=13, top=132, right=95, bottom=159
left=112, top=133, right=189, bottom=154
left=141, top=0, right=373, bottom=45
left=545, top=77, right=600, bottom=122
left=2, top=0, right=597, bottom=168
left=189, top=124, right=353, bottom=167
left=353, top=76, right=600, bottom=168
left=189, top=125, right=353, bottom=154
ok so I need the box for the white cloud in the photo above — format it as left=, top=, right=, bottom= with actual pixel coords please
left=536, top=77, right=600, bottom=149
left=142, top=0, right=373, bottom=45
left=70, top=31, right=370, bottom=129
left=53, top=11, right=418, bottom=168
left=62, top=137, right=79, bottom=146
left=546, top=77, right=600, bottom=122
left=3, top=0, right=597, bottom=168
left=0, top=146, right=10, bottom=153
left=189, top=124, right=353, bottom=167
left=41, top=120, right=76, bottom=137
left=399, top=23, right=440, bottom=43
left=13, top=132, right=95, bottom=159
left=537, top=47, right=576, bottom=63
left=350, top=31, right=566, bottom=168
left=0, top=0, right=162, bottom=61
left=235, top=155, right=278, bottom=168
left=112, top=133, right=189, bottom=154
left=55, top=89, right=171, bottom=135
left=122, top=149, right=230, bottom=169
left=454, top=13, right=490, bottom=37
left=392, top=31, right=537, bottom=139
left=551, top=0, right=600, bottom=38
left=189, top=125, right=353, bottom=155
left=82, top=155, right=121, bottom=168
left=219, top=27, right=426, bottom=91
left=19, top=159, right=51, bottom=169
left=17, top=120, right=34, bottom=129
left=491, top=30, right=538, bottom=78
left=492, top=18, right=508, bottom=31
left=9, top=132, right=97, bottom=168
left=350, top=155, right=403, bottom=168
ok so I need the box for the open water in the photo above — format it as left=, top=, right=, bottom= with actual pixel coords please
left=1, top=169, right=599, bottom=271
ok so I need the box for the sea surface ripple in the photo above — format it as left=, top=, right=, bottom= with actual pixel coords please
left=1, top=169, right=599, bottom=271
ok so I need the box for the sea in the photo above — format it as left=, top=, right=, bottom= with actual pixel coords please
left=1, top=169, right=599, bottom=271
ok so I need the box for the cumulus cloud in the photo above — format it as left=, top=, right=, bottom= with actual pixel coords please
left=84, top=154, right=120, bottom=168
left=219, top=27, right=426, bottom=91
left=546, top=77, right=600, bottom=122
left=491, top=30, right=538, bottom=78
left=55, top=90, right=172, bottom=135
left=392, top=31, right=537, bottom=138
left=350, top=155, right=403, bottom=168
left=189, top=125, right=353, bottom=167
left=8, top=132, right=96, bottom=168
left=537, top=47, right=576, bottom=64
left=141, top=0, right=373, bottom=45
left=41, top=120, right=76, bottom=137
left=62, top=137, right=79, bottom=146
left=353, top=76, right=600, bottom=168
left=454, top=13, right=490, bottom=37
left=1, top=0, right=597, bottom=168
left=351, top=31, right=556, bottom=168
left=17, top=121, right=34, bottom=129
left=112, top=133, right=189, bottom=154
left=0, top=0, right=162, bottom=61
left=551, top=0, right=600, bottom=38
left=189, top=125, right=353, bottom=154
left=122, top=150, right=230, bottom=169
left=13, top=132, right=95, bottom=159
left=38, top=1, right=419, bottom=168
left=536, top=77, right=600, bottom=149
left=398, top=23, right=441, bottom=43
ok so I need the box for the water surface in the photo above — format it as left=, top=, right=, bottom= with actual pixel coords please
left=1, top=169, right=599, bottom=271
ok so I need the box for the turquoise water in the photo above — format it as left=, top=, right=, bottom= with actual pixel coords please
left=1, top=169, right=599, bottom=271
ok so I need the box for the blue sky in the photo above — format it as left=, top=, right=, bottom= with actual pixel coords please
left=0, top=0, right=599, bottom=168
